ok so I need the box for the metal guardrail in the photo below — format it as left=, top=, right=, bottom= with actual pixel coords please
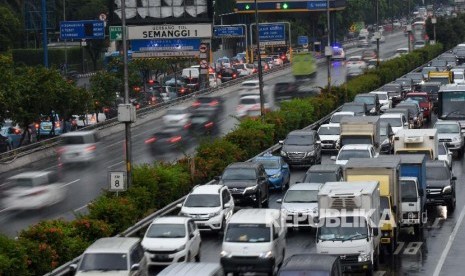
left=43, top=103, right=342, bottom=276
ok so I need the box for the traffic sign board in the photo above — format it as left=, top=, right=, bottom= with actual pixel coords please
left=213, top=25, right=245, bottom=37
left=199, top=43, right=208, bottom=53
left=60, top=20, right=105, bottom=40
left=258, top=24, right=286, bottom=41
left=200, top=60, right=208, bottom=68
left=128, top=24, right=212, bottom=40
left=110, top=26, right=125, bottom=41
left=298, top=36, right=309, bottom=45
left=108, top=171, right=126, bottom=192
left=99, top=13, right=107, bottom=21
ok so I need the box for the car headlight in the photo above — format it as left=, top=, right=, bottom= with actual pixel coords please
left=443, top=185, right=452, bottom=194
left=220, top=250, right=232, bottom=258
left=414, top=117, right=418, bottom=121
left=305, top=151, right=315, bottom=157
left=358, top=253, right=371, bottom=262
left=244, top=185, right=258, bottom=193
left=280, top=150, right=287, bottom=156
left=271, top=172, right=281, bottom=178
left=175, top=244, right=186, bottom=252
left=370, top=107, right=376, bottom=113
left=259, top=251, right=273, bottom=258
left=453, top=137, right=459, bottom=141
left=208, top=210, right=221, bottom=218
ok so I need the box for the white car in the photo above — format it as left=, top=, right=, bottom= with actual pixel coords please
left=209, top=73, right=221, bottom=87
left=380, top=113, right=408, bottom=134
left=272, top=55, right=284, bottom=66
left=438, top=142, right=452, bottom=168
left=233, top=63, right=255, bottom=76
left=331, top=144, right=378, bottom=165
left=142, top=216, right=201, bottom=266
left=236, top=94, right=270, bottom=118
left=277, top=182, right=323, bottom=228
left=58, top=131, right=99, bottom=164
left=451, top=68, right=465, bottom=84
left=346, top=56, right=367, bottom=70
left=393, top=48, right=409, bottom=58
left=370, top=35, right=385, bottom=44
left=241, top=79, right=260, bottom=89
left=178, top=184, right=234, bottom=232
left=317, top=123, right=340, bottom=150
left=331, top=47, right=346, bottom=61
left=2, top=171, right=67, bottom=210
left=162, top=107, right=191, bottom=127
left=72, top=113, right=106, bottom=128
left=369, top=91, right=391, bottom=111
left=329, top=111, right=355, bottom=124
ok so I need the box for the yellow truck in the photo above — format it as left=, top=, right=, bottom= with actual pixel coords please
left=428, top=71, right=453, bottom=86
left=344, top=156, right=401, bottom=254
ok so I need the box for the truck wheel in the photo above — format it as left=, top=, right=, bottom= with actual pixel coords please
left=413, top=224, right=422, bottom=237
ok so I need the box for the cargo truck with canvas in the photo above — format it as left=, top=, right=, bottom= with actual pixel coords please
left=316, top=181, right=380, bottom=275
left=339, top=116, right=381, bottom=149
left=291, top=52, right=316, bottom=79
left=393, top=129, right=438, bottom=160
left=344, top=156, right=401, bottom=253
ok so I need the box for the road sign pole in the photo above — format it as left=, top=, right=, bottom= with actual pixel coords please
left=254, top=0, right=265, bottom=122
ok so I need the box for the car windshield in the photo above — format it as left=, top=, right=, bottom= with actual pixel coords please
left=338, top=149, right=370, bottom=160
left=239, top=98, right=259, bottom=105
left=303, top=172, right=337, bottom=183
left=256, top=159, right=280, bottom=169
left=242, top=82, right=258, bottom=87
left=190, top=116, right=209, bottom=124
left=341, top=105, right=364, bottom=113
left=184, top=194, right=220, bottom=207
left=317, top=216, right=368, bottom=241
left=222, top=168, right=256, bottom=180
left=146, top=223, right=186, bottom=238
left=401, top=180, right=418, bottom=202
left=435, top=124, right=460, bottom=133
left=284, top=190, right=319, bottom=203
left=62, top=136, right=86, bottom=145
left=225, top=223, right=270, bottom=243
left=318, top=126, right=340, bottom=135
left=331, top=114, right=352, bottom=123
left=375, top=93, right=388, bottom=100
left=285, top=134, right=314, bottom=145
left=426, top=166, right=450, bottom=180
left=406, top=96, right=427, bottom=103
left=354, top=96, right=375, bottom=105
left=79, top=253, right=128, bottom=271
left=13, top=178, right=35, bottom=188
left=380, top=117, right=402, bottom=127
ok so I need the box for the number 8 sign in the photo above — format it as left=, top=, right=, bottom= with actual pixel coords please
left=109, top=171, right=127, bottom=192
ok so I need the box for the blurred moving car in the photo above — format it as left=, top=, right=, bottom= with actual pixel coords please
left=2, top=171, right=67, bottom=210
left=70, top=237, right=148, bottom=276
left=331, top=46, right=345, bottom=61
left=189, top=111, right=219, bottom=136
left=145, top=126, right=192, bottom=155
left=217, top=68, right=238, bottom=82
left=192, top=96, right=224, bottom=115
left=254, top=153, right=290, bottom=191
left=361, top=49, right=378, bottom=62
left=233, top=63, right=254, bottom=76
left=346, top=56, right=367, bottom=70
left=162, top=107, right=192, bottom=128
left=346, top=67, right=364, bottom=80
left=236, top=94, right=271, bottom=118
left=58, top=131, right=99, bottom=164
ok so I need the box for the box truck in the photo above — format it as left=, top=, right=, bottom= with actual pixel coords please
left=339, top=116, right=381, bottom=149
left=394, top=129, right=438, bottom=160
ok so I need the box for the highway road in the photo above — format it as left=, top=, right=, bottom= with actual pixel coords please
left=0, top=31, right=408, bottom=238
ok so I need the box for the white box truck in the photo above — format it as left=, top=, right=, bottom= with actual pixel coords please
left=394, top=129, right=438, bottom=160
left=316, top=181, right=380, bottom=275
left=339, top=116, right=381, bottom=149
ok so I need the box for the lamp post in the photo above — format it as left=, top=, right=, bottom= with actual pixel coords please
left=41, top=0, right=48, bottom=68
left=406, top=24, right=412, bottom=53
left=254, top=0, right=265, bottom=121
left=376, top=0, right=380, bottom=68
left=325, top=0, right=332, bottom=92
left=63, top=0, right=67, bottom=74
left=432, top=17, right=437, bottom=43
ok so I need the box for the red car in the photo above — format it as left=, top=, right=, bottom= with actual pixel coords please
left=405, top=92, right=433, bottom=121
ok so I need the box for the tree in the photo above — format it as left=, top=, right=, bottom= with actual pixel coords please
left=89, top=71, right=121, bottom=116
left=0, top=5, right=21, bottom=52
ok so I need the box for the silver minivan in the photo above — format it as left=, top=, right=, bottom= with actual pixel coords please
left=58, top=130, right=99, bottom=164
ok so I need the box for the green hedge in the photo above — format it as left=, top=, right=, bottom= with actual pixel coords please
left=0, top=43, right=445, bottom=275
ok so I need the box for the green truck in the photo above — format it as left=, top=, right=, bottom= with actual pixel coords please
left=291, top=51, right=316, bottom=79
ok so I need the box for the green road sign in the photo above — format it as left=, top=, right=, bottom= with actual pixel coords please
left=110, top=26, right=126, bottom=41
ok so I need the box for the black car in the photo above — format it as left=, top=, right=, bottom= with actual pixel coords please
left=405, top=72, right=424, bottom=85
left=301, top=164, right=343, bottom=183
left=425, top=160, right=456, bottom=213
left=273, top=82, right=318, bottom=104
left=189, top=111, right=219, bottom=136
left=280, top=130, right=322, bottom=167
left=353, top=93, right=380, bottom=115
left=379, top=121, right=395, bottom=154
left=456, top=49, right=465, bottom=64
left=218, top=68, right=238, bottom=82
left=191, top=96, right=224, bottom=115
left=394, top=78, right=414, bottom=93
left=340, top=102, right=368, bottom=116
left=217, top=162, right=269, bottom=208
left=145, top=126, right=192, bottom=155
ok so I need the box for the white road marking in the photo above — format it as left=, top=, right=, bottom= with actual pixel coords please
left=433, top=202, right=465, bottom=276
left=62, top=179, right=81, bottom=187
left=74, top=204, right=88, bottom=213
left=108, top=161, right=124, bottom=169
left=0, top=207, right=11, bottom=214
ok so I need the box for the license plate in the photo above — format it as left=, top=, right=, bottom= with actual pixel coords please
left=154, top=254, right=169, bottom=260
left=43, top=126, right=51, bottom=130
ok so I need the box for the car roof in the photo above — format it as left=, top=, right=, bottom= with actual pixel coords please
left=84, top=237, right=140, bottom=254
left=340, top=144, right=373, bottom=150
left=150, top=216, right=191, bottom=225
left=345, top=156, right=401, bottom=168
left=158, top=263, right=222, bottom=276
left=191, top=184, right=224, bottom=195
left=288, top=129, right=316, bottom=136
left=308, top=164, right=342, bottom=172
left=229, top=209, right=280, bottom=224
left=226, top=162, right=260, bottom=169
left=288, top=182, right=323, bottom=191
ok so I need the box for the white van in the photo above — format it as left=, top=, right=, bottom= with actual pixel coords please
left=182, top=67, right=199, bottom=79
left=220, top=209, right=286, bottom=275
left=451, top=68, right=465, bottom=84
left=58, top=131, right=99, bottom=164
left=158, top=263, right=224, bottom=276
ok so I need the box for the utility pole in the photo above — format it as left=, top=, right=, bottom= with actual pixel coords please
left=325, top=0, right=332, bottom=92
left=376, top=0, right=380, bottom=68
left=121, top=0, right=133, bottom=187
left=432, top=17, right=437, bottom=43
left=254, top=0, right=265, bottom=121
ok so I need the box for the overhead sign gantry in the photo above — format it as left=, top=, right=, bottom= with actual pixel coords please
left=235, top=0, right=346, bottom=13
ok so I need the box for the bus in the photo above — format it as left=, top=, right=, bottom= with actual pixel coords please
left=411, top=21, right=429, bottom=45
left=438, top=84, right=465, bottom=128
left=291, top=51, right=316, bottom=79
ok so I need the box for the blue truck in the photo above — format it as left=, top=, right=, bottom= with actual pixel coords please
left=398, top=154, right=427, bottom=235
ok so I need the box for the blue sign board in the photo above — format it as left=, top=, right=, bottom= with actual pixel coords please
left=298, top=36, right=309, bottom=45
left=131, top=39, right=201, bottom=52
left=214, top=26, right=245, bottom=37
left=259, top=24, right=285, bottom=41
left=307, top=1, right=327, bottom=9
left=60, top=20, right=105, bottom=40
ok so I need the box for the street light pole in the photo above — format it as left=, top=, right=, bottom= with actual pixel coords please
left=254, top=0, right=265, bottom=121
left=376, top=0, right=380, bottom=68
left=63, top=0, right=67, bottom=74
left=41, top=0, right=48, bottom=68
left=121, top=0, right=133, bottom=187
left=325, top=0, right=332, bottom=92
left=432, top=17, right=437, bottom=43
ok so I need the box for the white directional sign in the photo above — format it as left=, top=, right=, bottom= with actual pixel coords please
left=128, top=24, right=212, bottom=40
left=108, top=171, right=126, bottom=192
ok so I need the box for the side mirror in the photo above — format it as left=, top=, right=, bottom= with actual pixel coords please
left=372, top=227, right=379, bottom=236
left=279, top=140, right=284, bottom=145
left=419, top=189, right=424, bottom=196
left=452, top=176, right=457, bottom=181
left=276, top=199, right=282, bottom=204
left=224, top=203, right=231, bottom=208
left=69, top=264, right=77, bottom=272
left=313, top=217, right=320, bottom=224
left=130, top=263, right=140, bottom=271
left=176, top=203, right=182, bottom=208
left=330, top=156, right=337, bottom=161
left=189, top=233, right=195, bottom=239
left=214, top=176, right=221, bottom=181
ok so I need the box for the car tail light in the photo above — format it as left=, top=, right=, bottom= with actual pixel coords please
left=103, top=108, right=110, bottom=112
left=253, top=69, right=258, bottom=73
left=169, top=136, right=182, bottom=143
left=151, top=96, right=156, bottom=102
left=145, top=137, right=157, bottom=144
left=233, top=74, right=237, bottom=78
left=35, top=123, right=39, bottom=129
left=14, top=129, right=20, bottom=134
left=192, top=101, right=201, bottom=108
left=85, top=145, right=96, bottom=152
left=56, top=147, right=66, bottom=154
left=183, top=122, right=192, bottom=129
left=204, top=122, right=214, bottom=128
left=55, top=122, right=61, bottom=128
left=236, top=105, right=244, bottom=110
left=209, top=100, right=219, bottom=106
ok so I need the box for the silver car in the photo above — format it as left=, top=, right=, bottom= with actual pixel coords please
left=434, top=121, right=464, bottom=156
